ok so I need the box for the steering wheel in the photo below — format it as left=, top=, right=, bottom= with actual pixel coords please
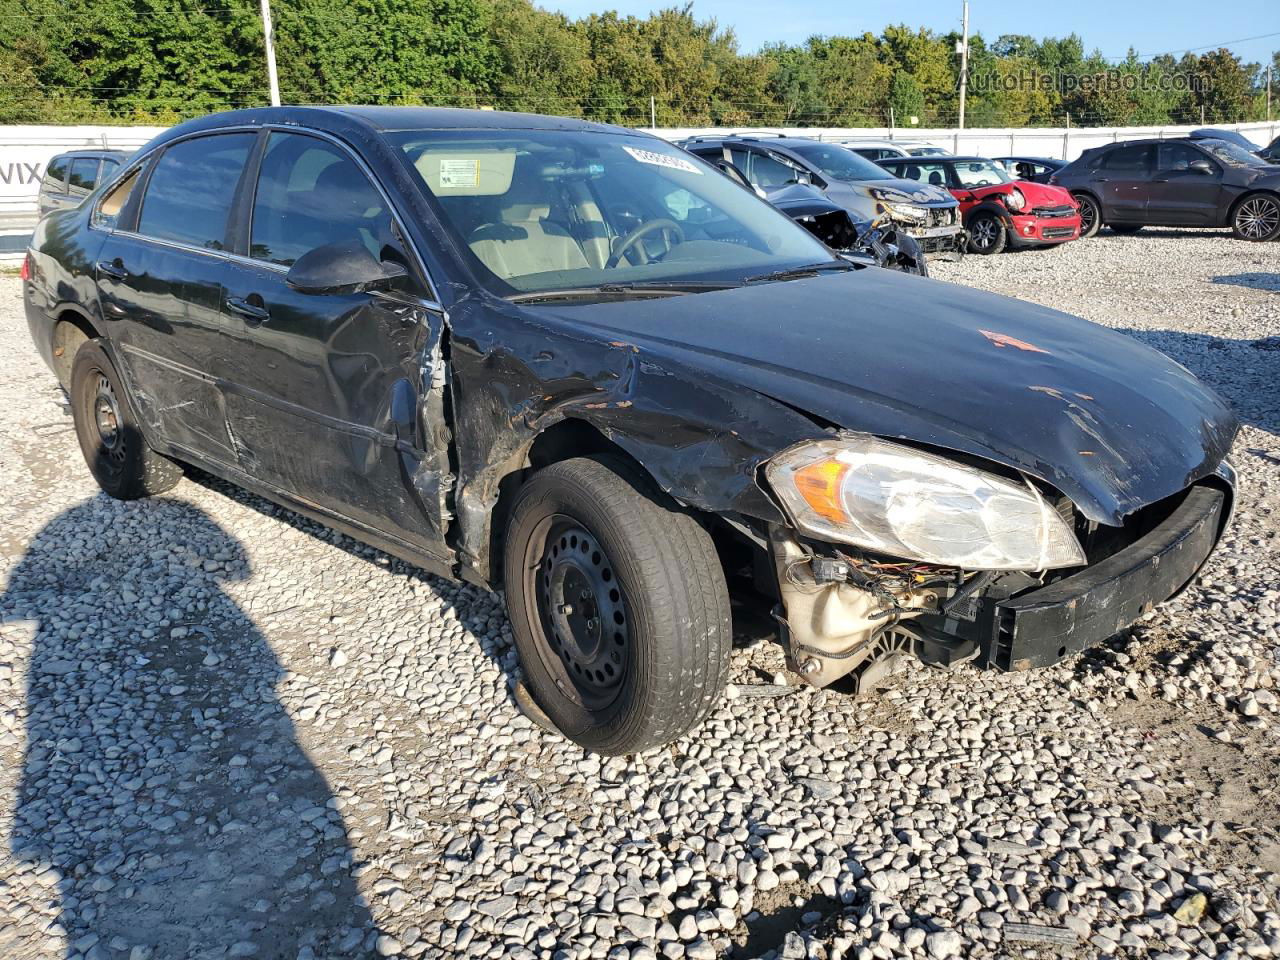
left=606, top=218, right=684, bottom=268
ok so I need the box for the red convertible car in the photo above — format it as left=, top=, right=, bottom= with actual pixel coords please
left=877, top=155, right=1082, bottom=254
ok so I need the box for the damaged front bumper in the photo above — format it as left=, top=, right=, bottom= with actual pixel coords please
left=770, top=481, right=1229, bottom=690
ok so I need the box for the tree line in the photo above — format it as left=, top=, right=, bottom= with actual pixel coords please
left=0, top=0, right=1275, bottom=128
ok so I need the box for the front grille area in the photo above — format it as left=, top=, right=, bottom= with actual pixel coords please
left=927, top=208, right=956, bottom=227
left=1042, top=226, right=1076, bottom=239
left=1032, top=204, right=1075, bottom=219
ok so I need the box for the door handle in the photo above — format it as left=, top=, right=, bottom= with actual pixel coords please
left=226, top=296, right=270, bottom=324
left=1152, top=178, right=1170, bottom=183
left=96, top=260, right=127, bottom=281
left=1093, top=177, right=1109, bottom=183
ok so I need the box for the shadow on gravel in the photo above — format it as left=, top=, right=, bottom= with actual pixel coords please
left=1210, top=272, right=1280, bottom=293
left=5, top=495, right=382, bottom=959
left=1118, top=327, right=1280, bottom=436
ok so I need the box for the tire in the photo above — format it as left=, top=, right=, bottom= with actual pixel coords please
left=70, top=339, right=183, bottom=500
left=503, top=455, right=732, bottom=755
left=1074, top=193, right=1101, bottom=238
left=1109, top=224, right=1143, bottom=235
left=1231, top=193, right=1280, bottom=242
left=967, top=213, right=1007, bottom=254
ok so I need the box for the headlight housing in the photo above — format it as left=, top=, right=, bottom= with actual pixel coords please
left=766, top=437, right=1086, bottom=570
left=1003, top=188, right=1026, bottom=211
left=881, top=201, right=929, bottom=223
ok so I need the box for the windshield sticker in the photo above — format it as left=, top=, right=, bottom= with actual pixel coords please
left=623, top=146, right=702, bottom=175
left=438, top=158, right=481, bottom=189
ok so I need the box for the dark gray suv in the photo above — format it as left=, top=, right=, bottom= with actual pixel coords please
left=1051, top=137, right=1280, bottom=241
left=37, top=150, right=130, bottom=218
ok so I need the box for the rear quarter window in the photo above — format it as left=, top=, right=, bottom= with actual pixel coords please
left=42, top=156, right=68, bottom=191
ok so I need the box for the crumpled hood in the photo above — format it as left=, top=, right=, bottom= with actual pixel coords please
left=537, top=270, right=1238, bottom=524
left=836, top=178, right=957, bottom=206
left=971, top=180, right=1076, bottom=207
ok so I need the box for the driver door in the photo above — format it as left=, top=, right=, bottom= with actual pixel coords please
left=1146, top=142, right=1223, bottom=225
left=216, top=130, right=452, bottom=561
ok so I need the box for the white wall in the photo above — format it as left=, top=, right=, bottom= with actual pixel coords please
left=649, top=120, right=1279, bottom=161
left=0, top=125, right=163, bottom=258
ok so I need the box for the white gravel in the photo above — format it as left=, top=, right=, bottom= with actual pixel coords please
left=0, top=228, right=1277, bottom=960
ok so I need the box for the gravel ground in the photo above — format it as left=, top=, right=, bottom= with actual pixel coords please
left=0, top=228, right=1277, bottom=960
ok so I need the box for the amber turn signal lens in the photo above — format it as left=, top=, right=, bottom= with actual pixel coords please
left=792, top=459, right=850, bottom=527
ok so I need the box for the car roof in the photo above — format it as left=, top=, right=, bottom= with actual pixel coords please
left=51, top=149, right=130, bottom=160
left=146, top=105, right=638, bottom=152
left=880, top=155, right=991, bottom=164
left=993, top=155, right=1061, bottom=163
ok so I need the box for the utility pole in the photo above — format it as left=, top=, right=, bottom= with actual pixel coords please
left=957, top=1, right=969, bottom=130
left=650, top=96, right=656, bottom=128
left=260, top=0, right=281, bottom=107
left=1267, top=66, right=1272, bottom=123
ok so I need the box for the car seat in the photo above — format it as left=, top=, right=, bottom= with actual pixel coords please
left=928, top=170, right=944, bottom=186
left=469, top=163, right=590, bottom=280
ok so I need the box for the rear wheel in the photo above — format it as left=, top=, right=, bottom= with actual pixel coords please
left=1074, top=193, right=1101, bottom=238
left=70, top=340, right=182, bottom=499
left=503, top=456, right=731, bottom=755
left=967, top=214, right=1007, bottom=254
left=1231, top=194, right=1280, bottom=242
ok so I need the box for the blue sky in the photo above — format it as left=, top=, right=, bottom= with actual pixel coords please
left=547, top=0, right=1280, bottom=62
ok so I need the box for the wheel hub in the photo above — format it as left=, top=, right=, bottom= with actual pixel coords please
left=1237, top=198, right=1279, bottom=240
left=93, top=375, right=127, bottom=464
left=538, top=521, right=628, bottom=704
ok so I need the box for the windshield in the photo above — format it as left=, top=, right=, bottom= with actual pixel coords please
left=952, top=160, right=1014, bottom=186
left=1198, top=139, right=1269, bottom=168
left=387, top=129, right=833, bottom=296
left=786, top=143, right=894, bottom=182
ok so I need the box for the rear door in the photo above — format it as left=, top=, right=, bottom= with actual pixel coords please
left=1145, top=142, right=1224, bottom=225
left=1091, top=143, right=1153, bottom=222
left=94, top=131, right=257, bottom=467
left=217, top=129, right=452, bottom=560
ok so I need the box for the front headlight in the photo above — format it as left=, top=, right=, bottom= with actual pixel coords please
left=881, top=201, right=929, bottom=223
left=766, top=437, right=1086, bottom=570
left=1004, top=188, right=1026, bottom=211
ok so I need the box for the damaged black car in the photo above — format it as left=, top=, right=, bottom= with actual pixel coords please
left=25, top=107, right=1238, bottom=755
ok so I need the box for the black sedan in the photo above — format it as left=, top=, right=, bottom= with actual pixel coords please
left=23, top=106, right=1238, bottom=754
left=1051, top=136, right=1280, bottom=240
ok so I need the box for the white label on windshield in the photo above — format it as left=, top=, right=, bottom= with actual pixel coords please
left=623, top=146, right=702, bottom=175
left=438, top=158, right=480, bottom=188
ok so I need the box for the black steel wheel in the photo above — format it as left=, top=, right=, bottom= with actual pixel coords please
left=1074, top=193, right=1101, bottom=238
left=1231, top=194, right=1280, bottom=242
left=71, top=339, right=182, bottom=499
left=967, top=214, right=1007, bottom=255
left=504, top=455, right=731, bottom=755
left=534, top=518, right=630, bottom=709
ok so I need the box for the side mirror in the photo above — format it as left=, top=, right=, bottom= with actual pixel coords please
left=1189, top=159, right=1214, bottom=175
left=285, top=240, right=408, bottom=295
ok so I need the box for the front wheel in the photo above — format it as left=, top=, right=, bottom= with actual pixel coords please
left=503, top=456, right=731, bottom=755
left=1231, top=194, right=1280, bottom=242
left=70, top=339, right=183, bottom=500
left=967, top=214, right=1007, bottom=254
left=1074, top=193, right=1101, bottom=238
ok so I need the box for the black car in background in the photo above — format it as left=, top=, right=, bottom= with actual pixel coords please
left=1051, top=137, right=1280, bottom=241
left=680, top=135, right=965, bottom=258
left=992, top=156, right=1065, bottom=183
left=1188, top=128, right=1270, bottom=160
left=37, top=150, right=130, bottom=218
left=24, top=107, right=1238, bottom=755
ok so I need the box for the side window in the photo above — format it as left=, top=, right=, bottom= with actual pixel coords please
left=101, top=158, right=120, bottom=179
left=1102, top=144, right=1152, bottom=172
left=94, top=169, right=141, bottom=228
left=250, top=132, right=393, bottom=267
left=1158, top=143, right=1212, bottom=173
left=66, top=158, right=99, bottom=199
left=138, top=133, right=255, bottom=250
left=747, top=151, right=799, bottom=188
left=42, top=156, right=68, bottom=192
